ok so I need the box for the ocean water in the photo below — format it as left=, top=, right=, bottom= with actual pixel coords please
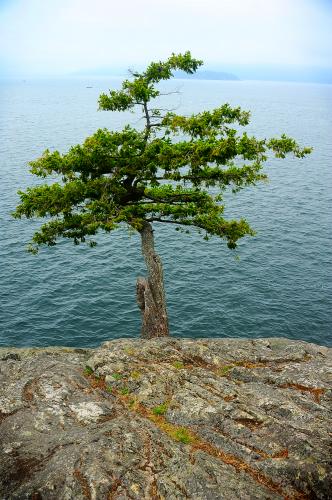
left=0, top=77, right=331, bottom=347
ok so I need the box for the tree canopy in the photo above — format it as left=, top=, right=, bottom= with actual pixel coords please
left=13, top=51, right=311, bottom=255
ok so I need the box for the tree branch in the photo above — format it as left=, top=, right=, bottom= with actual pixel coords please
left=143, top=101, right=151, bottom=129
left=146, top=218, right=190, bottom=225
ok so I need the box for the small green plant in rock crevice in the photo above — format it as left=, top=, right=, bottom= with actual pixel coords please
left=120, top=386, right=130, bottom=395
left=173, top=428, right=192, bottom=444
left=217, top=365, right=234, bottom=376
left=152, top=403, right=168, bottom=416
left=172, top=361, right=185, bottom=370
left=130, top=370, right=141, bottom=380
left=84, top=366, right=93, bottom=375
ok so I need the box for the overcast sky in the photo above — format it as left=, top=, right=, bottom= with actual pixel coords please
left=0, top=0, right=331, bottom=77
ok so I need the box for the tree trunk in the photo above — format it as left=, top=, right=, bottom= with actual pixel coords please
left=136, top=221, right=169, bottom=338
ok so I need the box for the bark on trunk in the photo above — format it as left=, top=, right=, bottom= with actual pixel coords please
left=136, top=221, right=169, bottom=338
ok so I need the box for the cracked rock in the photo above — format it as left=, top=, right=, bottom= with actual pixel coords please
left=0, top=338, right=331, bottom=499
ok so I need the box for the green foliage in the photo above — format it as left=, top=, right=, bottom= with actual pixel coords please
left=173, top=428, right=192, bottom=444
left=84, top=366, right=94, bottom=375
left=120, top=386, right=130, bottom=395
left=130, top=370, right=141, bottom=380
left=111, top=373, right=123, bottom=381
left=172, top=361, right=185, bottom=369
left=13, top=51, right=311, bottom=253
left=217, top=365, right=234, bottom=376
left=152, top=403, right=168, bottom=415
left=124, top=347, right=136, bottom=356
left=98, top=51, right=203, bottom=112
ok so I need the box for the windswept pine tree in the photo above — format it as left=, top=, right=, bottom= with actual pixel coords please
left=14, top=52, right=311, bottom=338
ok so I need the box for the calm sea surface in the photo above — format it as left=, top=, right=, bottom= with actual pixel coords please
left=0, top=77, right=331, bottom=347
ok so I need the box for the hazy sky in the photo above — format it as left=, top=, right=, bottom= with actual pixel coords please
left=0, top=0, right=331, bottom=76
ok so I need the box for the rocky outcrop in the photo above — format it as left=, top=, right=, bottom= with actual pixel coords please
left=0, top=338, right=331, bottom=499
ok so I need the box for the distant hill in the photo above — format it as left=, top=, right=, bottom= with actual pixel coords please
left=216, top=64, right=332, bottom=84
left=71, top=68, right=239, bottom=81
left=174, top=70, right=239, bottom=81
left=71, top=65, right=331, bottom=84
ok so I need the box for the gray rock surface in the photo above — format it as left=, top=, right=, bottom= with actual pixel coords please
left=0, top=338, right=331, bottom=499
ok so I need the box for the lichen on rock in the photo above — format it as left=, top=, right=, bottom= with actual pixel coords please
left=0, top=338, right=331, bottom=499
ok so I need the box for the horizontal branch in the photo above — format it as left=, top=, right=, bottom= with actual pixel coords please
left=148, top=123, right=162, bottom=128
left=158, top=90, right=182, bottom=96
left=146, top=218, right=185, bottom=225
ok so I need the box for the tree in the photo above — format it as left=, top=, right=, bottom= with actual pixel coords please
left=13, top=52, right=311, bottom=339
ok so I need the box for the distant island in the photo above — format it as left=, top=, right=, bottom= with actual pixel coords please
left=174, top=70, right=239, bottom=81
left=67, top=64, right=332, bottom=84
left=72, top=67, right=239, bottom=81
left=2, top=64, right=331, bottom=84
